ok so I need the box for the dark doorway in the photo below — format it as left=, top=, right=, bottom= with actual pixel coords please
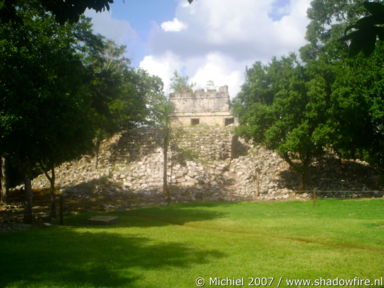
left=191, top=118, right=200, bottom=125
left=225, top=118, right=234, bottom=126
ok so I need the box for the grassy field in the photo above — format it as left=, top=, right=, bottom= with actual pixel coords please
left=0, top=199, right=383, bottom=287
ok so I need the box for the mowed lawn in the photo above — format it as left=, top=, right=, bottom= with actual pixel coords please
left=0, top=199, right=383, bottom=288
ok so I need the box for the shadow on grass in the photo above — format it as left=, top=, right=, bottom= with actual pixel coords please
left=122, top=204, right=231, bottom=228
left=65, top=203, right=229, bottom=228
left=0, top=226, right=225, bottom=287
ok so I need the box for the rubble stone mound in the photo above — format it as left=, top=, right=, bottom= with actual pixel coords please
left=32, top=127, right=383, bottom=208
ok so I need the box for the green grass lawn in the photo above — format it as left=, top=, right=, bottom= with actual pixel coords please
left=0, top=199, right=383, bottom=287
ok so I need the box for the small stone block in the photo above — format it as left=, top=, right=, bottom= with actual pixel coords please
left=88, top=216, right=118, bottom=225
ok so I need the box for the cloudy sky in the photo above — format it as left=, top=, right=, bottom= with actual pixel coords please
left=86, top=0, right=311, bottom=97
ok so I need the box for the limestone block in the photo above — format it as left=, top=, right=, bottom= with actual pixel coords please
left=88, top=216, right=118, bottom=225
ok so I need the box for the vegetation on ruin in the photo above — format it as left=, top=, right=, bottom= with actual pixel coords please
left=170, top=71, right=195, bottom=94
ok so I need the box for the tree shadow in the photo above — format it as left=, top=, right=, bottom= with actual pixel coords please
left=0, top=226, right=225, bottom=287
left=3, top=175, right=235, bottom=225
left=231, top=135, right=249, bottom=158
left=64, top=201, right=229, bottom=229
left=61, top=171, right=238, bottom=213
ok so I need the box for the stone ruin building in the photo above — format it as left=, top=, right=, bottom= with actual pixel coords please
left=169, top=85, right=237, bottom=127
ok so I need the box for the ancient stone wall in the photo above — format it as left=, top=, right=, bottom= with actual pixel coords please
left=170, top=113, right=235, bottom=127
left=169, top=85, right=235, bottom=127
left=170, top=86, right=230, bottom=114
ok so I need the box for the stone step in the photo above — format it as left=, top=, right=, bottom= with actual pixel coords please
left=88, top=216, right=118, bottom=225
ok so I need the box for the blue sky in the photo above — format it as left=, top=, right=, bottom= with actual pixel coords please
left=105, top=0, right=177, bottom=64
left=86, top=0, right=310, bottom=96
left=110, top=1, right=176, bottom=36
left=87, top=0, right=182, bottom=66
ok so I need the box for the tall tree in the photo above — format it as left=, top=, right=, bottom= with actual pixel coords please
left=81, top=36, right=148, bottom=167
left=235, top=0, right=384, bottom=192
left=0, top=4, right=96, bottom=222
left=0, top=157, right=7, bottom=203
left=329, top=44, right=384, bottom=173
left=134, top=69, right=166, bottom=126
left=0, top=1, right=173, bottom=221
left=145, top=73, right=173, bottom=204
left=234, top=55, right=334, bottom=190
left=160, top=102, right=174, bottom=205
left=304, top=0, right=384, bottom=174
left=301, top=0, right=366, bottom=62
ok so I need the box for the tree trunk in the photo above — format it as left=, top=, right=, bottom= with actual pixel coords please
left=95, top=139, right=101, bottom=169
left=299, top=163, right=310, bottom=192
left=283, top=152, right=310, bottom=192
left=41, top=161, right=56, bottom=221
left=255, top=167, right=260, bottom=196
left=23, top=164, right=33, bottom=224
left=300, top=172, right=306, bottom=191
left=59, top=194, right=64, bottom=225
left=163, top=129, right=170, bottom=205
left=48, top=165, right=56, bottom=220
left=0, top=157, right=7, bottom=203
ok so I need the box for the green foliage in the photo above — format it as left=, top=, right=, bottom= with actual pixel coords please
left=329, top=45, right=384, bottom=170
left=343, top=2, right=384, bottom=56
left=170, top=147, right=200, bottom=166
left=131, top=69, right=172, bottom=128
left=0, top=3, right=95, bottom=168
left=302, top=0, right=384, bottom=171
left=300, top=0, right=366, bottom=62
left=0, top=0, right=113, bottom=24
left=0, top=0, right=195, bottom=24
left=234, top=54, right=335, bottom=188
left=170, top=130, right=201, bottom=166
left=0, top=2, right=162, bottom=220
left=82, top=36, right=147, bottom=137
left=235, top=0, right=384, bottom=186
left=0, top=3, right=102, bottom=221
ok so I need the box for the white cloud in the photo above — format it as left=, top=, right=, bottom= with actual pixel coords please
left=139, top=51, right=182, bottom=93
left=140, top=0, right=311, bottom=98
left=161, top=18, right=187, bottom=32
left=139, top=51, right=249, bottom=97
left=85, top=9, right=137, bottom=45
left=189, top=53, right=246, bottom=97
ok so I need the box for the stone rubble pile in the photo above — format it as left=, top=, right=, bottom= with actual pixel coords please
left=226, top=146, right=298, bottom=200
left=31, top=127, right=383, bottom=207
